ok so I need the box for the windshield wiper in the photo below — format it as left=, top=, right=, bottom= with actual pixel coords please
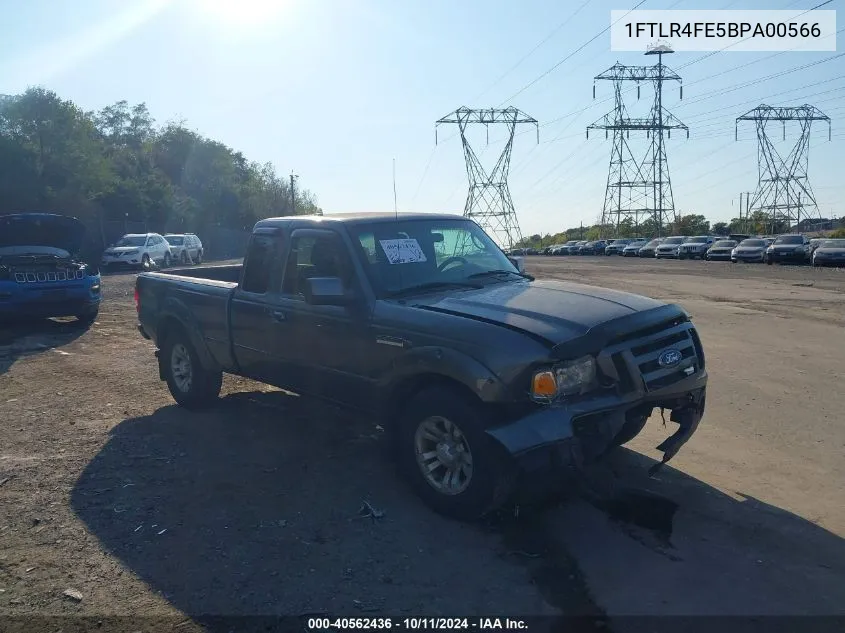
left=386, top=280, right=483, bottom=298
left=468, top=269, right=535, bottom=281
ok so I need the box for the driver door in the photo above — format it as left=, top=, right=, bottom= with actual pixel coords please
left=274, top=228, right=372, bottom=409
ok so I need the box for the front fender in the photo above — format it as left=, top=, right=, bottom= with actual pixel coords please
left=377, top=346, right=508, bottom=404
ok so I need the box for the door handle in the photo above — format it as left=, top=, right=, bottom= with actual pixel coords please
left=270, top=310, right=286, bottom=322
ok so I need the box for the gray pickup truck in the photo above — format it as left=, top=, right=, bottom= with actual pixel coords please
left=136, top=213, right=707, bottom=519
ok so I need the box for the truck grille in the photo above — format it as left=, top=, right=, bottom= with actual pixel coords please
left=602, top=316, right=703, bottom=394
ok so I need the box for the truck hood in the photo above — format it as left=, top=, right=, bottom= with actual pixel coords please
left=0, top=213, right=85, bottom=257
left=413, top=279, right=666, bottom=346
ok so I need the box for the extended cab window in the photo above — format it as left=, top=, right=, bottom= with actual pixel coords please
left=241, top=234, right=277, bottom=294
left=282, top=233, right=353, bottom=297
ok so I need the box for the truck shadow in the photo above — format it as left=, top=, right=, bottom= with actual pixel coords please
left=70, top=393, right=845, bottom=623
left=0, top=318, right=88, bottom=375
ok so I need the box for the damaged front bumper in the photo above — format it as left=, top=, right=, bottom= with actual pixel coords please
left=486, top=370, right=707, bottom=477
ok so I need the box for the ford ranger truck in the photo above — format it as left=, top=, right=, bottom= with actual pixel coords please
left=0, top=213, right=102, bottom=325
left=135, top=213, right=707, bottom=520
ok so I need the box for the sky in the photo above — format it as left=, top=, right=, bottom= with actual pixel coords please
left=0, top=0, right=842, bottom=239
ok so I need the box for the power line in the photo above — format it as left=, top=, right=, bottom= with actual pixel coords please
left=680, top=54, right=845, bottom=107
left=498, top=0, right=648, bottom=106
left=472, top=0, right=593, bottom=103
left=675, top=0, right=835, bottom=71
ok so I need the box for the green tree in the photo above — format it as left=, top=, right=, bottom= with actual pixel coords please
left=0, top=89, right=323, bottom=255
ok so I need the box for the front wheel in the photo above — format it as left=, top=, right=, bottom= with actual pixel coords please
left=396, top=386, right=514, bottom=521
left=74, top=308, right=98, bottom=327
left=161, top=329, right=222, bottom=409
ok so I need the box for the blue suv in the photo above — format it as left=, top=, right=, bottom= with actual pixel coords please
left=0, top=213, right=102, bottom=325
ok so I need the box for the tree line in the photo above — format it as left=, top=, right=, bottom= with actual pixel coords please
left=0, top=87, right=321, bottom=258
left=517, top=212, right=845, bottom=250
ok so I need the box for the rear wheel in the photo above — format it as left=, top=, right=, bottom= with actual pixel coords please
left=161, top=328, right=222, bottom=409
left=396, top=386, right=514, bottom=521
left=163, top=252, right=172, bottom=268
left=181, top=251, right=188, bottom=265
left=196, top=251, right=203, bottom=264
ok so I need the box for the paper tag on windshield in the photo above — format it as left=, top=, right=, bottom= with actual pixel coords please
left=379, top=239, right=427, bottom=264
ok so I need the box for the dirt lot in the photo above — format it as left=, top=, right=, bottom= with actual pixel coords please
left=1, top=256, right=844, bottom=631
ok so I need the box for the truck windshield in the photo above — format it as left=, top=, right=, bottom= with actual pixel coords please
left=350, top=218, right=519, bottom=297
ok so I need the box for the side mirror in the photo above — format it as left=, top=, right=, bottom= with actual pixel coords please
left=304, top=277, right=355, bottom=306
left=508, top=256, right=525, bottom=273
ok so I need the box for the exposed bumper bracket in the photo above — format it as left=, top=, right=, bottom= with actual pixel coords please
left=648, top=398, right=705, bottom=477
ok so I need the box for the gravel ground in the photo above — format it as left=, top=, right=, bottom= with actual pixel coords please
left=1, top=256, right=843, bottom=632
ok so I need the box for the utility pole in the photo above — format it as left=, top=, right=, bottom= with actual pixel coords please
left=290, top=172, right=298, bottom=215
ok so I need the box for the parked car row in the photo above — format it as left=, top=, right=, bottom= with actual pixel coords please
left=101, top=232, right=204, bottom=271
left=522, top=234, right=845, bottom=267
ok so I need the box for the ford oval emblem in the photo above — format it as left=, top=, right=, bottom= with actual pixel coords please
left=657, top=348, right=683, bottom=367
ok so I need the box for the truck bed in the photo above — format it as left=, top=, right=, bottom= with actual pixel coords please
left=162, top=264, right=242, bottom=284
left=136, top=268, right=240, bottom=369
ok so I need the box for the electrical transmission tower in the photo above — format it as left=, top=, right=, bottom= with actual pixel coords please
left=436, top=107, right=538, bottom=249
left=735, top=104, right=831, bottom=233
left=588, top=44, right=688, bottom=237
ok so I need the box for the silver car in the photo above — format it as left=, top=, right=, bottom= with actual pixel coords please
left=811, top=239, right=845, bottom=267
left=731, top=238, right=767, bottom=263
left=163, top=233, right=204, bottom=265
left=654, top=236, right=689, bottom=259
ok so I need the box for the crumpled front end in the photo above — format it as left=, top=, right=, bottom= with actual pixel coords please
left=486, top=309, right=707, bottom=478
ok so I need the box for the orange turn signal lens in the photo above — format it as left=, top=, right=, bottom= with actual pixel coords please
left=531, top=370, right=557, bottom=399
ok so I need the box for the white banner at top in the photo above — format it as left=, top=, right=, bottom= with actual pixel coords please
left=610, top=10, right=837, bottom=52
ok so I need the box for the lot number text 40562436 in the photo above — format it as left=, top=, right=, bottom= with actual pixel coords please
left=307, top=618, right=529, bottom=630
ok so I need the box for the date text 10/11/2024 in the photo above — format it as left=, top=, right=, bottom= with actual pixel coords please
left=307, top=617, right=529, bottom=630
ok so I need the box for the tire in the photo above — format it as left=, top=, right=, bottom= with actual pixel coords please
left=766, top=258, right=773, bottom=266
left=196, top=251, right=203, bottom=264
left=160, top=327, right=223, bottom=409
left=163, top=252, right=172, bottom=268
left=181, top=251, right=188, bottom=265
left=141, top=254, right=151, bottom=270
left=74, top=308, right=98, bottom=327
left=612, top=414, right=649, bottom=447
left=395, top=386, right=514, bottom=521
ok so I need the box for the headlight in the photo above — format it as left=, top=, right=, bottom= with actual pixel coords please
left=531, top=356, right=597, bottom=401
